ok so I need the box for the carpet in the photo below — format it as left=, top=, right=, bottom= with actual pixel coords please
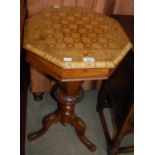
left=25, top=89, right=133, bottom=155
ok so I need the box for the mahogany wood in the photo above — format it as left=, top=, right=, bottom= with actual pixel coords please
left=28, top=81, right=96, bottom=152
left=24, top=13, right=132, bottom=152
left=27, top=15, right=133, bottom=101
left=28, top=111, right=61, bottom=140
left=27, top=0, right=134, bottom=98
left=26, top=52, right=112, bottom=82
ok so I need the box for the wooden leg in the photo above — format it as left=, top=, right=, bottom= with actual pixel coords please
left=108, top=137, right=122, bottom=155
left=72, top=117, right=96, bottom=152
left=28, top=81, right=96, bottom=152
left=108, top=105, right=134, bottom=155
left=28, top=111, right=60, bottom=141
left=99, top=110, right=124, bottom=155
left=119, top=146, right=134, bottom=153
left=54, top=81, right=96, bottom=152
left=33, top=92, right=44, bottom=101
left=99, top=111, right=111, bottom=145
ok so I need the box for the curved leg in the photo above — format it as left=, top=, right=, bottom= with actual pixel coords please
left=28, top=111, right=60, bottom=141
left=72, top=117, right=96, bottom=152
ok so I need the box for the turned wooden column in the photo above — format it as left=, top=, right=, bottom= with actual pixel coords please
left=28, top=81, right=96, bottom=152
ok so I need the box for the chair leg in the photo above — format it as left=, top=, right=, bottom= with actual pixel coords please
left=108, top=136, right=122, bottom=155
left=98, top=101, right=134, bottom=155
left=99, top=111, right=111, bottom=145
left=99, top=111, right=133, bottom=155
left=108, top=123, right=133, bottom=155
left=119, top=146, right=134, bottom=153
left=99, top=110, right=120, bottom=155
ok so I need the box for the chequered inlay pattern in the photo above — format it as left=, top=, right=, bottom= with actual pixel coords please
left=24, top=7, right=132, bottom=69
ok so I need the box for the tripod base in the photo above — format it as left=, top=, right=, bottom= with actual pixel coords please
left=28, top=82, right=96, bottom=152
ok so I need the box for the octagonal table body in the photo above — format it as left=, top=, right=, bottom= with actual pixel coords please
left=23, top=6, right=132, bottom=152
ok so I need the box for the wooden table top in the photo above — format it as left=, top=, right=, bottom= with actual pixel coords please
left=23, top=7, right=132, bottom=70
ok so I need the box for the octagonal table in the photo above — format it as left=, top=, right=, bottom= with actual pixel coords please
left=23, top=6, right=132, bottom=152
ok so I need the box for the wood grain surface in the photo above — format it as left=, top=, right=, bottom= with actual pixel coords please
left=25, top=0, right=134, bottom=94
left=24, top=7, right=132, bottom=69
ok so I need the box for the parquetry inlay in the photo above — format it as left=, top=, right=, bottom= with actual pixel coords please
left=23, top=7, right=132, bottom=69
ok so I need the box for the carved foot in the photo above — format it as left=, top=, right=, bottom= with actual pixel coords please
left=72, top=117, right=96, bottom=152
left=33, top=92, right=44, bottom=101
left=28, top=111, right=60, bottom=141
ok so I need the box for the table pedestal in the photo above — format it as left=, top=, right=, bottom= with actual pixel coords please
left=28, top=81, right=96, bottom=152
